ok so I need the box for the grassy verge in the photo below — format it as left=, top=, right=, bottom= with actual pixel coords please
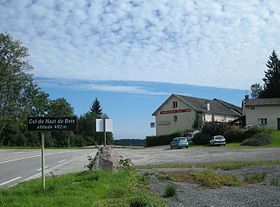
left=136, top=160, right=280, bottom=171
left=0, top=169, right=167, bottom=207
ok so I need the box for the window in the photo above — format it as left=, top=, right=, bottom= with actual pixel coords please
left=257, top=118, right=267, bottom=125
left=172, top=101, right=177, bottom=108
left=173, top=115, right=178, bottom=122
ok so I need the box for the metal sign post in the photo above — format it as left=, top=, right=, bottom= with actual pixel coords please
left=41, top=132, right=45, bottom=191
left=103, top=118, right=106, bottom=146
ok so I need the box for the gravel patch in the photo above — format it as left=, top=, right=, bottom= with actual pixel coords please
left=141, top=165, right=280, bottom=207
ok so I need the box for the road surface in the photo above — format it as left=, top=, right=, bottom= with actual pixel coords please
left=0, top=149, right=96, bottom=188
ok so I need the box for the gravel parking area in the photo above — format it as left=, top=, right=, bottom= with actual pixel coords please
left=115, top=146, right=280, bottom=166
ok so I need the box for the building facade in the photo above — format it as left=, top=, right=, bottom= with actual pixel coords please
left=152, top=94, right=242, bottom=136
left=243, top=98, right=280, bottom=130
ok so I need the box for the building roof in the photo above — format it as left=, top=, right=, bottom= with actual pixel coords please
left=244, top=98, right=280, bottom=106
left=152, top=94, right=242, bottom=116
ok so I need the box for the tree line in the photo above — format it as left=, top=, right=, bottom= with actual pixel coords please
left=0, top=33, right=113, bottom=147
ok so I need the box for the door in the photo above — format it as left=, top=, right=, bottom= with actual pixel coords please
left=278, top=118, right=280, bottom=130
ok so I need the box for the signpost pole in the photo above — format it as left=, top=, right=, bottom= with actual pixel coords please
left=103, top=118, right=106, bottom=146
left=41, top=132, right=45, bottom=191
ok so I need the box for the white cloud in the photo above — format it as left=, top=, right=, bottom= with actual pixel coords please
left=37, top=78, right=168, bottom=96
left=1, top=0, right=280, bottom=89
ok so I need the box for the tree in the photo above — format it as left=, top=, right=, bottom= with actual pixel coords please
left=250, top=83, right=263, bottom=99
left=0, top=33, right=34, bottom=135
left=48, top=98, right=75, bottom=147
left=260, top=50, right=280, bottom=98
left=90, top=98, right=102, bottom=118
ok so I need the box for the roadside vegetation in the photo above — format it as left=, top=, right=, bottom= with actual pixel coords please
left=137, top=160, right=280, bottom=171
left=159, top=171, right=241, bottom=188
left=0, top=169, right=167, bottom=207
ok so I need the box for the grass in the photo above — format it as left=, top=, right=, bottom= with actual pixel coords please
left=137, top=160, right=280, bottom=171
left=163, top=184, right=176, bottom=197
left=0, top=169, right=167, bottom=207
left=159, top=171, right=241, bottom=188
left=244, top=173, right=266, bottom=184
left=267, top=131, right=280, bottom=147
left=270, top=178, right=279, bottom=186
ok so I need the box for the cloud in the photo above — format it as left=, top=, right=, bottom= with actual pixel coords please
left=36, top=78, right=168, bottom=96
left=1, top=0, right=280, bottom=89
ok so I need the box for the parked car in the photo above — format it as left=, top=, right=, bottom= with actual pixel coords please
left=209, top=135, right=226, bottom=146
left=243, top=124, right=260, bottom=131
left=170, top=137, right=189, bottom=149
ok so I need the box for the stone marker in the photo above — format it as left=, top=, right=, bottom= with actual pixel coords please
left=92, top=146, right=119, bottom=171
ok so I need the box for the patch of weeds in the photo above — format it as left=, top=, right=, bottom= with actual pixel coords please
left=163, top=184, right=176, bottom=198
left=156, top=173, right=172, bottom=181
left=130, top=197, right=149, bottom=207
left=137, top=160, right=280, bottom=171
left=270, top=178, right=279, bottom=186
left=244, top=173, right=266, bottom=184
left=162, top=171, right=241, bottom=188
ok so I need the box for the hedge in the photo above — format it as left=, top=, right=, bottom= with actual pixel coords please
left=146, top=131, right=184, bottom=147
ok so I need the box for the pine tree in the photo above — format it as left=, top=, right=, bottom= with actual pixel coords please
left=90, top=98, right=102, bottom=118
left=260, top=50, right=280, bottom=98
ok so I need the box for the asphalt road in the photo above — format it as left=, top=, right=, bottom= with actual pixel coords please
left=0, top=149, right=96, bottom=188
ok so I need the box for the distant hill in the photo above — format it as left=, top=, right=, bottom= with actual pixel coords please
left=114, top=139, right=146, bottom=146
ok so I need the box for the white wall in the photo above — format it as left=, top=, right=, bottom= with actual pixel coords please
left=244, top=105, right=280, bottom=129
left=155, top=96, right=196, bottom=136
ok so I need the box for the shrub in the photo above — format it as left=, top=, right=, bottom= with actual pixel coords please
left=192, top=132, right=210, bottom=145
left=164, top=184, right=176, bottom=197
left=241, top=133, right=272, bottom=146
left=224, top=126, right=243, bottom=143
left=193, top=122, right=230, bottom=145
left=201, top=122, right=228, bottom=135
left=242, top=127, right=260, bottom=140
left=146, top=131, right=183, bottom=147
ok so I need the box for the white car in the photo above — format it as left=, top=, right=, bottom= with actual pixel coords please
left=209, top=135, right=226, bottom=146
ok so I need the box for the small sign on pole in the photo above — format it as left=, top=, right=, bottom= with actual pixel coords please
left=96, top=119, right=113, bottom=146
left=27, top=116, right=77, bottom=191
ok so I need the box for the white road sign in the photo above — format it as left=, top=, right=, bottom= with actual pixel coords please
left=96, top=119, right=113, bottom=132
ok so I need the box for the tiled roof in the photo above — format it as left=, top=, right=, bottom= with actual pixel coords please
left=152, top=94, right=242, bottom=116
left=244, top=98, right=280, bottom=106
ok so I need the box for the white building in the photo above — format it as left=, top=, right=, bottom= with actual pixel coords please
left=243, top=98, right=280, bottom=130
left=152, top=94, right=242, bottom=136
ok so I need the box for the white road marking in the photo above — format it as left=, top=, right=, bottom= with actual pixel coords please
left=0, top=177, right=22, bottom=186
left=12, top=152, right=24, bottom=155
left=0, top=155, right=40, bottom=164
left=0, top=152, right=57, bottom=164
left=36, top=165, right=49, bottom=171
left=58, top=159, right=66, bottom=163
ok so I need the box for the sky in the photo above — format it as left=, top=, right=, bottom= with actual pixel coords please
left=1, top=0, right=280, bottom=139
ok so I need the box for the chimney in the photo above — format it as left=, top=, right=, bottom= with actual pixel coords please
left=206, top=102, right=210, bottom=111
